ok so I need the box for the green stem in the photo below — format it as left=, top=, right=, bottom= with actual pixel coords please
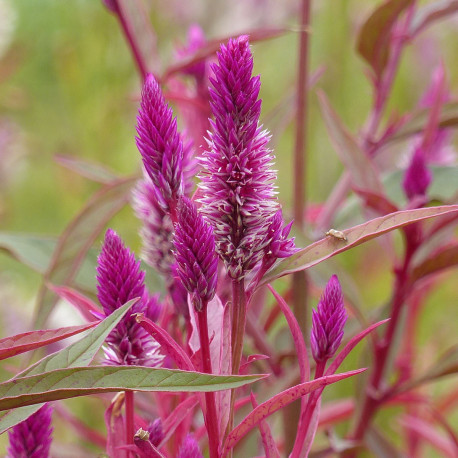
left=197, top=303, right=220, bottom=458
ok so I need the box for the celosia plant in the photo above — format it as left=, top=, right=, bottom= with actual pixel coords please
left=0, top=1, right=457, bottom=458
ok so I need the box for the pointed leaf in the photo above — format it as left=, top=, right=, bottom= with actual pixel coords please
left=0, top=300, right=135, bottom=434
left=410, top=0, right=458, bottom=38
left=55, top=154, right=120, bottom=184
left=34, top=176, right=136, bottom=328
left=105, top=393, right=127, bottom=458
left=357, top=0, right=413, bottom=78
left=318, top=91, right=384, bottom=195
left=0, top=366, right=265, bottom=411
left=262, top=205, right=458, bottom=283
left=411, top=242, right=458, bottom=283
left=135, top=314, right=194, bottom=371
left=0, top=322, right=97, bottom=361
left=222, top=369, right=366, bottom=456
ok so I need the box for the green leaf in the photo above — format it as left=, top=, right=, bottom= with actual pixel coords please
left=34, top=177, right=136, bottom=328
left=0, top=366, right=264, bottom=411
left=0, top=300, right=134, bottom=434
left=356, top=0, right=413, bottom=79
left=262, top=205, right=458, bottom=284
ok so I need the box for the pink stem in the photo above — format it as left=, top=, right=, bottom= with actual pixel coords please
left=125, top=390, right=135, bottom=457
left=197, top=303, right=220, bottom=458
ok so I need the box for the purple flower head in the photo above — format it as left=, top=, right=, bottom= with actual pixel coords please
left=147, top=418, right=164, bottom=447
left=97, top=229, right=163, bottom=367
left=8, top=403, right=53, bottom=458
left=177, top=434, right=204, bottom=458
left=199, top=35, right=279, bottom=279
left=402, top=147, right=432, bottom=201
left=311, top=275, right=347, bottom=363
left=264, top=210, right=297, bottom=265
left=132, top=177, right=175, bottom=275
left=176, top=24, right=207, bottom=82
left=174, top=196, right=218, bottom=311
left=136, top=74, right=184, bottom=216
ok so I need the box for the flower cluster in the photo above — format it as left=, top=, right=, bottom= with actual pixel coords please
left=199, top=35, right=294, bottom=279
left=97, top=229, right=163, bottom=366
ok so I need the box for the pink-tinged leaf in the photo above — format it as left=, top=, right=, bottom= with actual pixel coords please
left=262, top=205, right=458, bottom=284
left=391, top=345, right=458, bottom=396
left=319, top=399, right=354, bottom=428
left=222, top=369, right=366, bottom=456
left=49, top=284, right=103, bottom=321
left=0, top=322, right=97, bottom=361
left=411, top=242, right=458, bottom=283
left=250, top=393, right=281, bottom=458
left=410, top=0, right=458, bottom=38
left=300, top=400, right=321, bottom=458
left=0, top=366, right=265, bottom=411
left=188, top=295, right=224, bottom=372
left=105, top=393, right=127, bottom=458
left=356, top=0, right=414, bottom=78
left=134, top=434, right=165, bottom=458
left=384, top=102, right=458, bottom=147
left=365, top=427, right=405, bottom=458
left=134, top=314, right=194, bottom=371
left=162, top=27, right=290, bottom=81
left=400, top=415, right=457, bottom=458
left=159, top=395, right=199, bottom=448
left=318, top=91, right=384, bottom=196
left=353, top=188, right=399, bottom=216
left=267, top=285, right=309, bottom=383
left=54, top=154, right=120, bottom=184
left=35, top=176, right=136, bottom=328
left=326, top=320, right=389, bottom=376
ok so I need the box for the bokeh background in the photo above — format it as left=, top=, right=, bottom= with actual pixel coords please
left=0, top=0, right=457, bottom=455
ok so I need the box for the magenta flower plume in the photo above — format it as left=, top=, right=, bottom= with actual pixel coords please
left=8, top=404, right=53, bottom=458
left=264, top=210, right=297, bottom=266
left=177, top=434, right=204, bottom=458
left=311, top=275, right=347, bottom=363
left=132, top=177, right=175, bottom=275
left=174, top=197, right=218, bottom=311
left=176, top=24, right=208, bottom=82
left=403, top=147, right=432, bottom=201
left=97, top=229, right=163, bottom=366
left=136, top=74, right=184, bottom=215
left=199, top=35, right=279, bottom=279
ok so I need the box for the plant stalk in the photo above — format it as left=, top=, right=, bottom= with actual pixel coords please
left=125, top=390, right=135, bottom=457
left=197, top=303, right=220, bottom=458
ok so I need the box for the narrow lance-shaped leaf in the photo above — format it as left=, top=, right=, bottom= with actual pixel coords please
left=318, top=91, right=384, bottom=195
left=409, top=0, right=458, bottom=38
left=262, top=205, right=458, bottom=284
left=356, top=0, right=413, bottom=79
left=0, top=300, right=136, bottom=434
left=222, top=369, right=366, bottom=456
left=0, top=366, right=265, bottom=411
left=0, top=322, right=97, bottom=361
left=34, top=176, right=136, bottom=328
left=410, top=243, right=458, bottom=283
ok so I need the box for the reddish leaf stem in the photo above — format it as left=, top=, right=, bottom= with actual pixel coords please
left=197, top=303, right=219, bottom=458
left=125, top=390, right=135, bottom=456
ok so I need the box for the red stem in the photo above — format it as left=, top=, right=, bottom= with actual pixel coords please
left=197, top=304, right=220, bottom=458
left=110, top=0, right=148, bottom=80
left=125, top=390, right=135, bottom=456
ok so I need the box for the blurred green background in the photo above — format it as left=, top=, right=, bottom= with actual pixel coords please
left=0, top=0, right=456, bottom=455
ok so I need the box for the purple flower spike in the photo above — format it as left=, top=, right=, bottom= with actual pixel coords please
left=147, top=418, right=164, bottom=447
left=311, top=275, right=347, bottom=363
left=403, top=147, right=432, bottom=201
left=177, top=434, right=204, bottom=458
left=8, top=404, right=53, bottom=458
left=199, top=36, right=279, bottom=279
left=176, top=24, right=207, bottom=82
left=97, top=229, right=163, bottom=367
left=132, top=177, right=175, bottom=275
left=136, top=74, right=184, bottom=215
left=265, top=210, right=297, bottom=262
left=174, top=197, right=218, bottom=311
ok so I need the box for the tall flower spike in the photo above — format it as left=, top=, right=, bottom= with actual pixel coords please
left=402, top=147, right=432, bottom=201
left=311, top=275, right=347, bottom=363
left=97, top=229, right=163, bottom=367
left=199, top=35, right=279, bottom=279
left=8, top=403, right=53, bottom=458
left=177, top=434, right=204, bottom=458
left=174, top=196, right=218, bottom=311
left=136, top=74, right=184, bottom=216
